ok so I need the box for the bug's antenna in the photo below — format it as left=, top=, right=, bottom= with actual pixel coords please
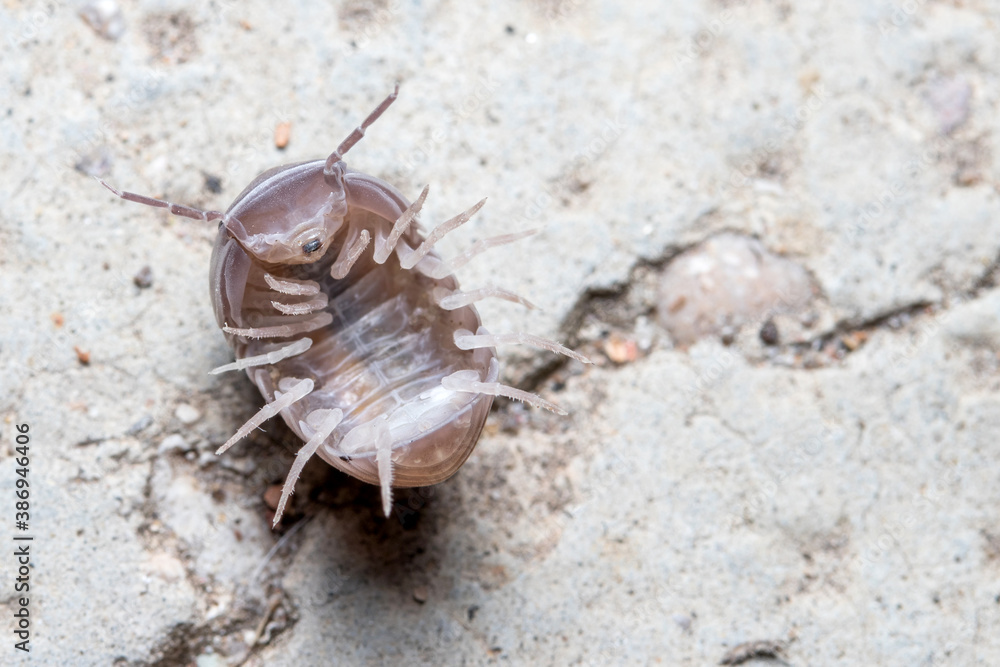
left=98, top=177, right=248, bottom=239
left=97, top=178, right=225, bottom=223
left=323, top=84, right=400, bottom=175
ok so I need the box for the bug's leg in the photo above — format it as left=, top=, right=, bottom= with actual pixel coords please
left=432, top=285, right=537, bottom=311
left=209, top=338, right=313, bottom=375
left=263, top=272, right=321, bottom=296
left=372, top=417, right=394, bottom=517
left=330, top=228, right=371, bottom=279
left=324, top=84, right=400, bottom=177
left=453, top=327, right=592, bottom=364
left=224, top=312, right=333, bottom=339
left=422, top=229, right=538, bottom=279
left=216, top=378, right=314, bottom=455
left=271, top=293, right=329, bottom=316
left=442, top=359, right=567, bottom=415
left=373, top=185, right=429, bottom=263
left=398, top=198, right=488, bottom=270
left=273, top=408, right=343, bottom=526
left=98, top=178, right=225, bottom=222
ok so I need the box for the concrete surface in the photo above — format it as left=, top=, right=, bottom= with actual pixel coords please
left=2, top=0, right=999, bottom=665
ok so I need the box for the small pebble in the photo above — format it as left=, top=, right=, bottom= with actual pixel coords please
left=194, top=652, right=226, bottom=667
left=79, top=0, right=125, bottom=41
left=203, top=173, right=223, bottom=194
left=840, top=331, right=868, bottom=351
left=175, top=403, right=201, bottom=425
left=604, top=332, right=639, bottom=364
left=219, top=456, right=257, bottom=475
left=51, top=312, right=65, bottom=328
left=158, top=434, right=188, bottom=455
left=74, top=346, right=91, bottom=365
left=126, top=414, right=153, bottom=435
left=657, top=234, right=812, bottom=345
left=926, top=75, right=971, bottom=135
left=759, top=319, right=779, bottom=346
left=720, top=639, right=786, bottom=665
left=412, top=586, right=429, bottom=603
left=274, top=122, right=291, bottom=149
left=133, top=265, right=154, bottom=289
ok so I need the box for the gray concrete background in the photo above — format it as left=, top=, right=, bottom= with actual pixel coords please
left=2, top=0, right=999, bottom=665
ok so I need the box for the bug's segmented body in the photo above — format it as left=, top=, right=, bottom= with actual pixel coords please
left=102, top=87, right=590, bottom=524
left=210, top=162, right=495, bottom=488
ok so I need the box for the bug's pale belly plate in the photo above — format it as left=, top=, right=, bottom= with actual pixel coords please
left=218, top=234, right=496, bottom=488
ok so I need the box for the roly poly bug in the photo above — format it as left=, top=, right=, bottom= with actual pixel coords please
left=100, top=86, right=590, bottom=524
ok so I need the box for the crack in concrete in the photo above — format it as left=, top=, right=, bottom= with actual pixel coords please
left=530, top=231, right=1000, bottom=385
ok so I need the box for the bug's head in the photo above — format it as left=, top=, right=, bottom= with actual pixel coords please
left=223, top=161, right=347, bottom=265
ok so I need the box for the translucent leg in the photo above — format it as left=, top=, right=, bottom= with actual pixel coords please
left=453, top=327, right=592, bottom=364
left=223, top=312, right=333, bottom=339
left=442, top=359, right=567, bottom=415
left=273, top=408, right=343, bottom=526
left=373, top=184, right=429, bottom=264
left=399, top=198, right=487, bottom=270
left=330, top=228, right=371, bottom=279
left=216, top=378, right=314, bottom=455
left=209, top=338, right=313, bottom=375
left=433, top=285, right=537, bottom=311
left=271, top=293, right=329, bottom=315
left=373, top=417, right=394, bottom=517
left=264, top=272, right=321, bottom=296
left=426, top=229, right=537, bottom=279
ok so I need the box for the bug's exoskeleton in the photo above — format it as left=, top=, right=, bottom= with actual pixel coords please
left=101, top=86, right=591, bottom=525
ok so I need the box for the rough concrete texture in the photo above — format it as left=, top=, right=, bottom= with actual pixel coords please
left=2, top=0, right=999, bottom=665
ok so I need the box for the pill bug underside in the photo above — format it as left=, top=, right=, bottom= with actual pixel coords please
left=101, top=88, right=590, bottom=524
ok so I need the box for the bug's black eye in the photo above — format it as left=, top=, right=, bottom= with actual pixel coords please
left=303, top=239, right=322, bottom=254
